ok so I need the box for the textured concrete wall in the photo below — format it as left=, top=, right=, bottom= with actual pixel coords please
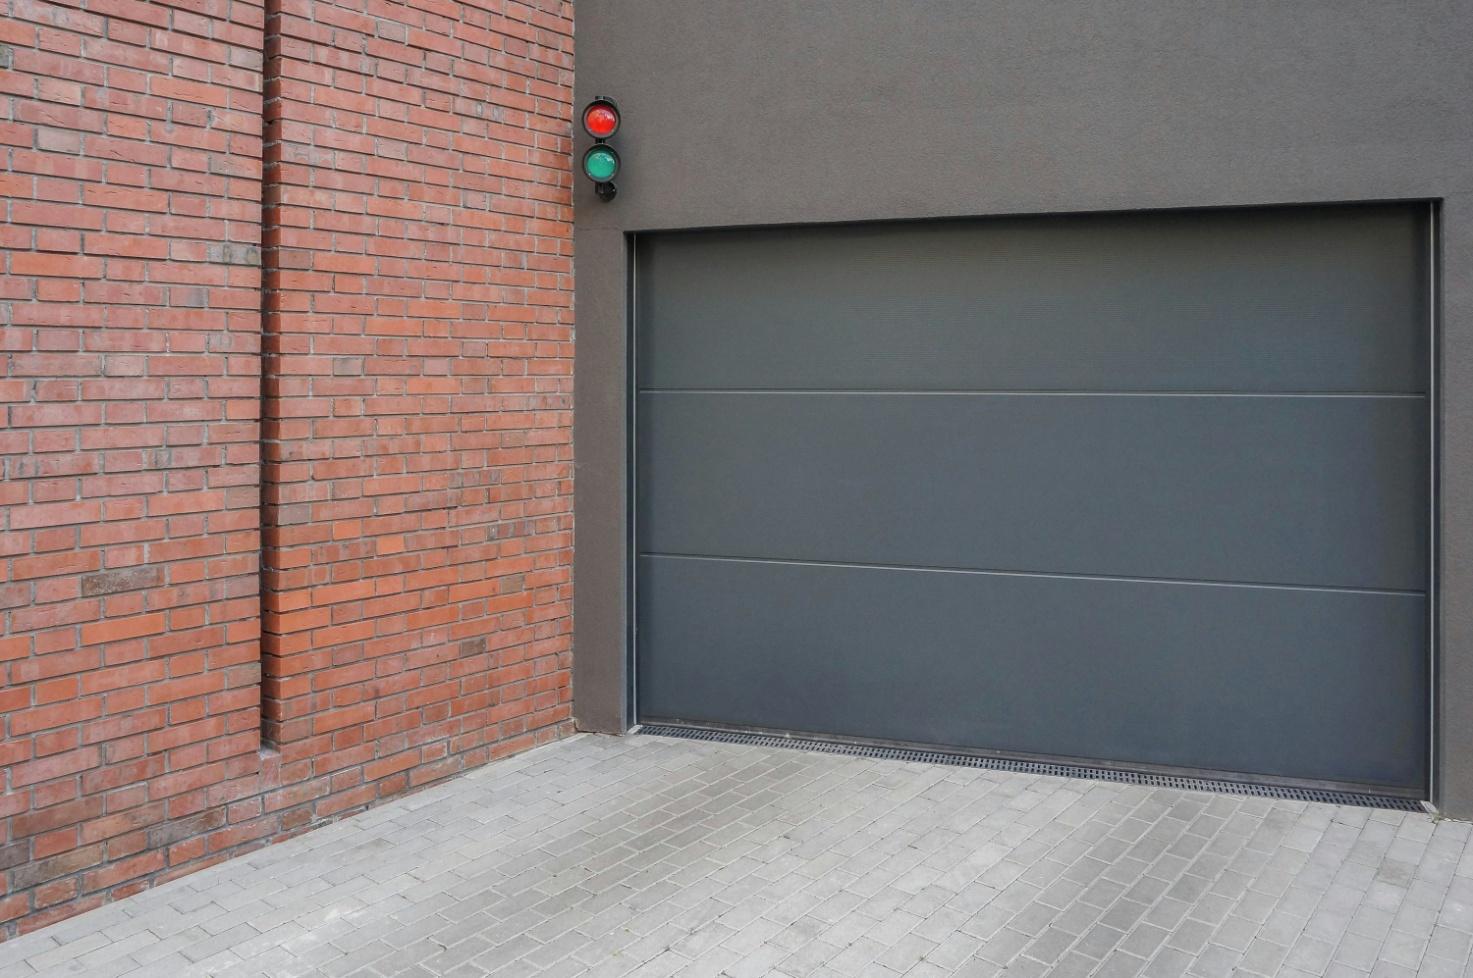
left=572, top=0, right=1473, bottom=814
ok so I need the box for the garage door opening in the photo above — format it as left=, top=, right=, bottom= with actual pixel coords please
left=632, top=203, right=1432, bottom=796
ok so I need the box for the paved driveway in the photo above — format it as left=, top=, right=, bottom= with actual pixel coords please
left=1, top=733, right=1470, bottom=978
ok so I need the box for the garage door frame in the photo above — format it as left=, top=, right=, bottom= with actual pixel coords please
left=623, top=202, right=1439, bottom=801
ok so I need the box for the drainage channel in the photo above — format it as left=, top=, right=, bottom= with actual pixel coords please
left=638, top=723, right=1426, bottom=813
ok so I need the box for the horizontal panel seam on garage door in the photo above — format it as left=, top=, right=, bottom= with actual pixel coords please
left=638, top=552, right=1427, bottom=598
left=638, top=389, right=1428, bottom=397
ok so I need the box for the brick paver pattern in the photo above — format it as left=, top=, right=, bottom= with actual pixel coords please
left=1, top=733, right=1470, bottom=978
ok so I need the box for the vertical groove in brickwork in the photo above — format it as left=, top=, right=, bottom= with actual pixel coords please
left=258, top=0, right=286, bottom=753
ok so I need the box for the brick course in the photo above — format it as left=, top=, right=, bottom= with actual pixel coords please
left=0, top=0, right=574, bottom=938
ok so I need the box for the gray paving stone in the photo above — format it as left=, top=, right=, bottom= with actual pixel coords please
left=0, top=733, right=1467, bottom=978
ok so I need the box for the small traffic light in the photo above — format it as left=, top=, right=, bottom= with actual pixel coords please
left=581, top=97, right=620, bottom=201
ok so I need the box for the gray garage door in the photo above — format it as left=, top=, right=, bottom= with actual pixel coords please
left=634, top=204, right=1430, bottom=793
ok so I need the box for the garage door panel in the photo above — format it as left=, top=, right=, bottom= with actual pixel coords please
left=638, top=391, right=1427, bottom=592
left=636, top=203, right=1429, bottom=791
left=637, top=555, right=1428, bottom=790
left=636, top=204, right=1428, bottom=394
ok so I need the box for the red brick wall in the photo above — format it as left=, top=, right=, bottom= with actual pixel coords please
left=258, top=0, right=575, bottom=806
left=0, top=0, right=268, bottom=934
left=0, top=0, right=575, bottom=939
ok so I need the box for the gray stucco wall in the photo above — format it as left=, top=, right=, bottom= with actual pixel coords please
left=571, top=1, right=1473, bottom=814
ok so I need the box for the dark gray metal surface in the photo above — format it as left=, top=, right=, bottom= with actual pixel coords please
left=637, top=207, right=1429, bottom=394
left=637, top=557, right=1426, bottom=789
left=639, top=392, right=1427, bottom=592
left=634, top=206, right=1429, bottom=791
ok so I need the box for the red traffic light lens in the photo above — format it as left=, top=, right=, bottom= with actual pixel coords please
left=582, top=100, right=619, bottom=139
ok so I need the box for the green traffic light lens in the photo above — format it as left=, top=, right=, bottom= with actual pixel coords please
left=583, top=145, right=619, bottom=182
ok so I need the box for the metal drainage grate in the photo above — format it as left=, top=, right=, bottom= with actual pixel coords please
left=639, top=723, right=1426, bottom=813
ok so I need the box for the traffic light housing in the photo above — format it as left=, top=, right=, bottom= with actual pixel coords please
left=581, top=97, right=620, bottom=201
